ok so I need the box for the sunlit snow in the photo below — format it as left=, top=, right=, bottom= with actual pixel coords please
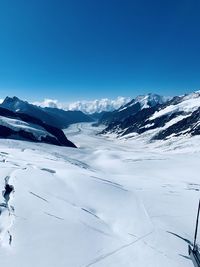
left=0, top=123, right=199, bottom=267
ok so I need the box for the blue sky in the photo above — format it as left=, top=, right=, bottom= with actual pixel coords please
left=0, top=0, right=200, bottom=101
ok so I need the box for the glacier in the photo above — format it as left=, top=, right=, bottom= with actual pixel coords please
left=0, top=123, right=199, bottom=267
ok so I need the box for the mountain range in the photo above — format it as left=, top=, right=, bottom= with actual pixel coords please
left=1, top=96, right=93, bottom=129
left=33, top=97, right=130, bottom=114
left=99, top=93, right=166, bottom=125
left=0, top=91, right=200, bottom=146
left=100, top=92, right=200, bottom=140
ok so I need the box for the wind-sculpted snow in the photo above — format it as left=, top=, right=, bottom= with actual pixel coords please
left=0, top=123, right=199, bottom=267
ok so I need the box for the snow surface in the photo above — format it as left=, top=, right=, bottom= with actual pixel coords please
left=150, top=93, right=200, bottom=121
left=0, top=122, right=199, bottom=267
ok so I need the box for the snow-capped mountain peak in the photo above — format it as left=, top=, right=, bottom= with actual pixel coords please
left=118, top=93, right=167, bottom=112
left=2, top=96, right=28, bottom=112
left=64, top=97, right=131, bottom=114
left=33, top=97, right=131, bottom=114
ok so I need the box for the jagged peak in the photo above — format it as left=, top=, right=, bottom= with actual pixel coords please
left=118, top=93, right=166, bottom=112
left=3, top=96, right=21, bottom=103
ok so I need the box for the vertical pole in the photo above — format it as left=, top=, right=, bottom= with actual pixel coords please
left=194, top=199, right=200, bottom=250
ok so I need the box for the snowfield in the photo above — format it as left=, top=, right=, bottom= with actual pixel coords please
left=0, top=123, right=199, bottom=267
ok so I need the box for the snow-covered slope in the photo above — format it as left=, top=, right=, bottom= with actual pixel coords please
left=118, top=93, right=166, bottom=112
left=0, top=122, right=199, bottom=267
left=101, top=91, right=200, bottom=141
left=0, top=107, right=76, bottom=147
left=150, top=92, right=200, bottom=121
left=0, top=115, right=53, bottom=139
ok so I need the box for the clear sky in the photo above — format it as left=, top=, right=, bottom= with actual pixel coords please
left=0, top=0, right=200, bottom=101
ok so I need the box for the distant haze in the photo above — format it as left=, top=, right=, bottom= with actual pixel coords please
left=33, top=97, right=130, bottom=114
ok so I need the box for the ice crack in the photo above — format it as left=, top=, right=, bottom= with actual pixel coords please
left=0, top=175, right=15, bottom=246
